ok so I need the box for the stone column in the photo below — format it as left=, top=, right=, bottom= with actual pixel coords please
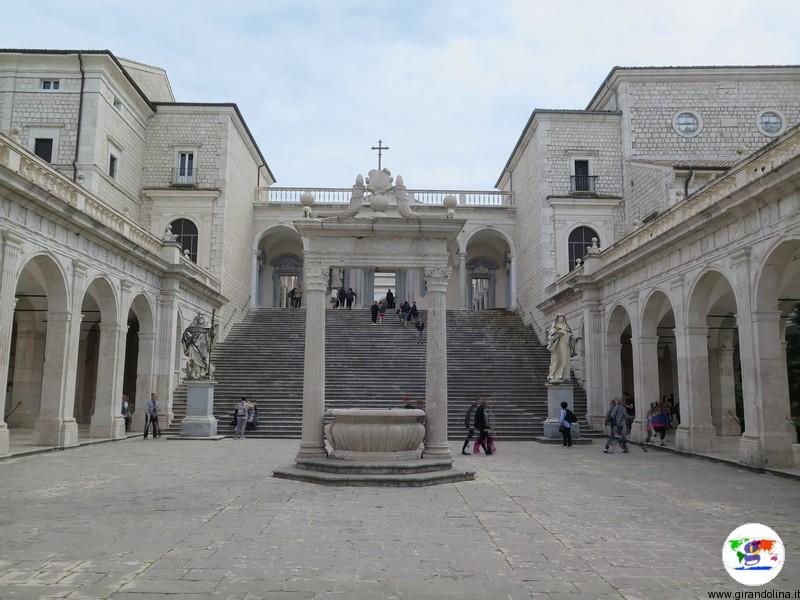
left=296, top=263, right=329, bottom=460
left=583, top=301, right=604, bottom=429
left=749, top=311, right=794, bottom=466
left=635, top=336, right=660, bottom=441
left=509, top=251, right=517, bottom=310
left=674, top=325, right=716, bottom=453
left=0, top=232, right=23, bottom=456
left=89, top=322, right=125, bottom=439
left=250, top=249, right=260, bottom=306
left=131, top=332, right=156, bottom=432
left=33, top=311, right=79, bottom=447
left=458, top=252, right=467, bottom=309
left=154, top=286, right=179, bottom=425
left=422, top=266, right=452, bottom=460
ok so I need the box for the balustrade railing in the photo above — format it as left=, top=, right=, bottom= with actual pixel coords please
left=262, top=186, right=512, bottom=207
left=570, top=175, right=598, bottom=193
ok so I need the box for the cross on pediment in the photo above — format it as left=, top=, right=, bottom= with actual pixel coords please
left=371, top=139, right=389, bottom=169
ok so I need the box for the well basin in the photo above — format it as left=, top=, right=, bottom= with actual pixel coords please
left=325, top=408, right=425, bottom=461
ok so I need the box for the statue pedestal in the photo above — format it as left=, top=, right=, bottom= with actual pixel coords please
left=178, top=380, right=220, bottom=438
left=541, top=382, right=581, bottom=440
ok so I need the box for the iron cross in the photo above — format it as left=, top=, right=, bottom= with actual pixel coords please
left=371, top=139, right=389, bottom=169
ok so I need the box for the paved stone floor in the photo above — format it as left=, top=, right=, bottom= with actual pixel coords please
left=0, top=439, right=798, bottom=600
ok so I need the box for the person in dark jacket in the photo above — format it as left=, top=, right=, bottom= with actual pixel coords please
left=603, top=398, right=629, bottom=453
left=409, top=301, right=419, bottom=322
left=461, top=399, right=479, bottom=455
left=399, top=301, right=410, bottom=326
left=386, top=289, right=395, bottom=309
left=370, top=301, right=379, bottom=324
left=337, top=286, right=346, bottom=309
left=345, top=287, right=356, bottom=309
left=474, top=398, right=493, bottom=455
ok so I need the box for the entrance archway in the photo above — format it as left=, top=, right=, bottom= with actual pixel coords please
left=604, top=305, right=634, bottom=428
left=464, top=229, right=512, bottom=309
left=641, top=291, right=678, bottom=440
left=125, top=294, right=156, bottom=432
left=7, top=254, right=75, bottom=446
left=752, top=240, right=800, bottom=466
left=254, top=226, right=304, bottom=307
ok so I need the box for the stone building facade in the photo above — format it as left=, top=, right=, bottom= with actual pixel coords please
left=1, top=52, right=799, bottom=468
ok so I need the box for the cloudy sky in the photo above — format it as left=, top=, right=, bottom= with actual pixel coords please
left=3, top=1, right=799, bottom=188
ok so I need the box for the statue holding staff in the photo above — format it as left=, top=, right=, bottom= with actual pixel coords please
left=182, top=310, right=217, bottom=380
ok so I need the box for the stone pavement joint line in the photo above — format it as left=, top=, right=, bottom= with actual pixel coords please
left=0, top=438, right=797, bottom=599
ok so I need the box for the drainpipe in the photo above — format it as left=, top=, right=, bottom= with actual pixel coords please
left=72, top=52, right=86, bottom=182
left=683, top=167, right=694, bottom=200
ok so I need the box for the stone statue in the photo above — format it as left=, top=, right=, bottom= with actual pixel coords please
left=163, top=225, right=178, bottom=242
left=182, top=311, right=217, bottom=379
left=546, top=314, right=575, bottom=383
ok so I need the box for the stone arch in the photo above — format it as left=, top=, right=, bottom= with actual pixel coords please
left=122, top=293, right=156, bottom=432
left=78, top=277, right=124, bottom=440
left=749, top=238, right=800, bottom=466
left=605, top=304, right=634, bottom=410
left=8, top=253, right=75, bottom=447
left=640, top=289, right=679, bottom=436
left=254, top=224, right=304, bottom=307
left=463, top=228, right=513, bottom=309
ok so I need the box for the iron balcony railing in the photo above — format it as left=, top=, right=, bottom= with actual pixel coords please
left=570, top=175, right=598, bottom=193
left=171, top=167, right=198, bottom=186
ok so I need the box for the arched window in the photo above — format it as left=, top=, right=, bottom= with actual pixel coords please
left=170, top=218, right=198, bottom=263
left=568, top=226, right=599, bottom=271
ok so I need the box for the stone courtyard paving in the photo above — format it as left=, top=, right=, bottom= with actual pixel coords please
left=0, top=439, right=798, bottom=600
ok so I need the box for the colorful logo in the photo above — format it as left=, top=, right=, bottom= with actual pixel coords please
left=722, top=523, right=785, bottom=586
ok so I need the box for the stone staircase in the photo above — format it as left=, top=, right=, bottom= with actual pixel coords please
left=166, top=308, right=589, bottom=441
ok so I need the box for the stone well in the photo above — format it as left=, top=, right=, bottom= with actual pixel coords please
left=325, top=408, right=425, bottom=461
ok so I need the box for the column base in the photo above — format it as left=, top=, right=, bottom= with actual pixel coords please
left=674, top=425, right=716, bottom=454
left=295, top=442, right=327, bottom=461
left=717, top=414, right=742, bottom=437
left=89, top=415, right=126, bottom=440
left=0, top=423, right=8, bottom=457
left=421, top=444, right=453, bottom=461
left=761, top=432, right=796, bottom=467
left=33, top=418, right=79, bottom=447
left=629, top=418, right=646, bottom=443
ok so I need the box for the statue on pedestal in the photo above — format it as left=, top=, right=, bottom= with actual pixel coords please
left=546, top=314, right=575, bottom=383
left=182, top=311, right=217, bottom=380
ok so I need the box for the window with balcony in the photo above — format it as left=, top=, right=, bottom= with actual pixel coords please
left=568, top=226, right=599, bottom=271
left=170, top=218, right=199, bottom=262
left=174, top=151, right=196, bottom=185
left=571, top=160, right=597, bottom=193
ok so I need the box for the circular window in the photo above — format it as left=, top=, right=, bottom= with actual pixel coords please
left=673, top=111, right=701, bottom=137
left=758, top=110, right=784, bottom=136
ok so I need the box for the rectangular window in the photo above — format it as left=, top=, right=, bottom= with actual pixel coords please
left=175, top=151, right=196, bottom=185
left=41, top=79, right=60, bottom=90
left=34, top=138, right=54, bottom=163
left=108, top=153, right=118, bottom=179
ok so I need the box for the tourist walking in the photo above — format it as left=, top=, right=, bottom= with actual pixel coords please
left=370, top=301, right=379, bottom=324
left=293, top=284, right=302, bottom=308
left=650, top=401, right=669, bottom=446
left=143, top=392, right=160, bottom=439
left=246, top=401, right=259, bottom=431
left=399, top=301, right=410, bottom=326
left=378, top=300, right=386, bottom=323
left=234, top=397, right=252, bottom=439
left=558, top=401, right=574, bottom=447
left=603, top=398, right=629, bottom=453
left=414, top=318, right=425, bottom=343
left=288, top=287, right=297, bottom=309
left=330, top=288, right=339, bottom=309
left=409, top=301, right=419, bottom=322
left=337, top=286, right=346, bottom=309
left=461, top=399, right=479, bottom=455
left=386, top=288, right=395, bottom=309
left=121, top=395, right=131, bottom=432
left=345, top=287, right=356, bottom=309
left=474, top=398, right=493, bottom=455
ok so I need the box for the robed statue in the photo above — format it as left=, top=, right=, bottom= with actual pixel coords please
left=182, top=311, right=217, bottom=380
left=546, top=314, right=575, bottom=383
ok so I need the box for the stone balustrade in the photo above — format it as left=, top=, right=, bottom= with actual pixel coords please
left=260, top=186, right=512, bottom=207
left=0, top=133, right=221, bottom=292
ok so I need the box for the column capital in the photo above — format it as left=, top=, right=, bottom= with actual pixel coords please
left=46, top=311, right=72, bottom=323
left=2, top=230, right=24, bottom=249
left=99, top=322, right=121, bottom=334
left=730, top=246, right=751, bottom=266
left=637, top=335, right=659, bottom=345
left=751, top=310, right=782, bottom=324
left=424, top=266, right=450, bottom=293
left=685, top=325, right=708, bottom=336
left=137, top=332, right=157, bottom=341
left=303, top=263, right=329, bottom=291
